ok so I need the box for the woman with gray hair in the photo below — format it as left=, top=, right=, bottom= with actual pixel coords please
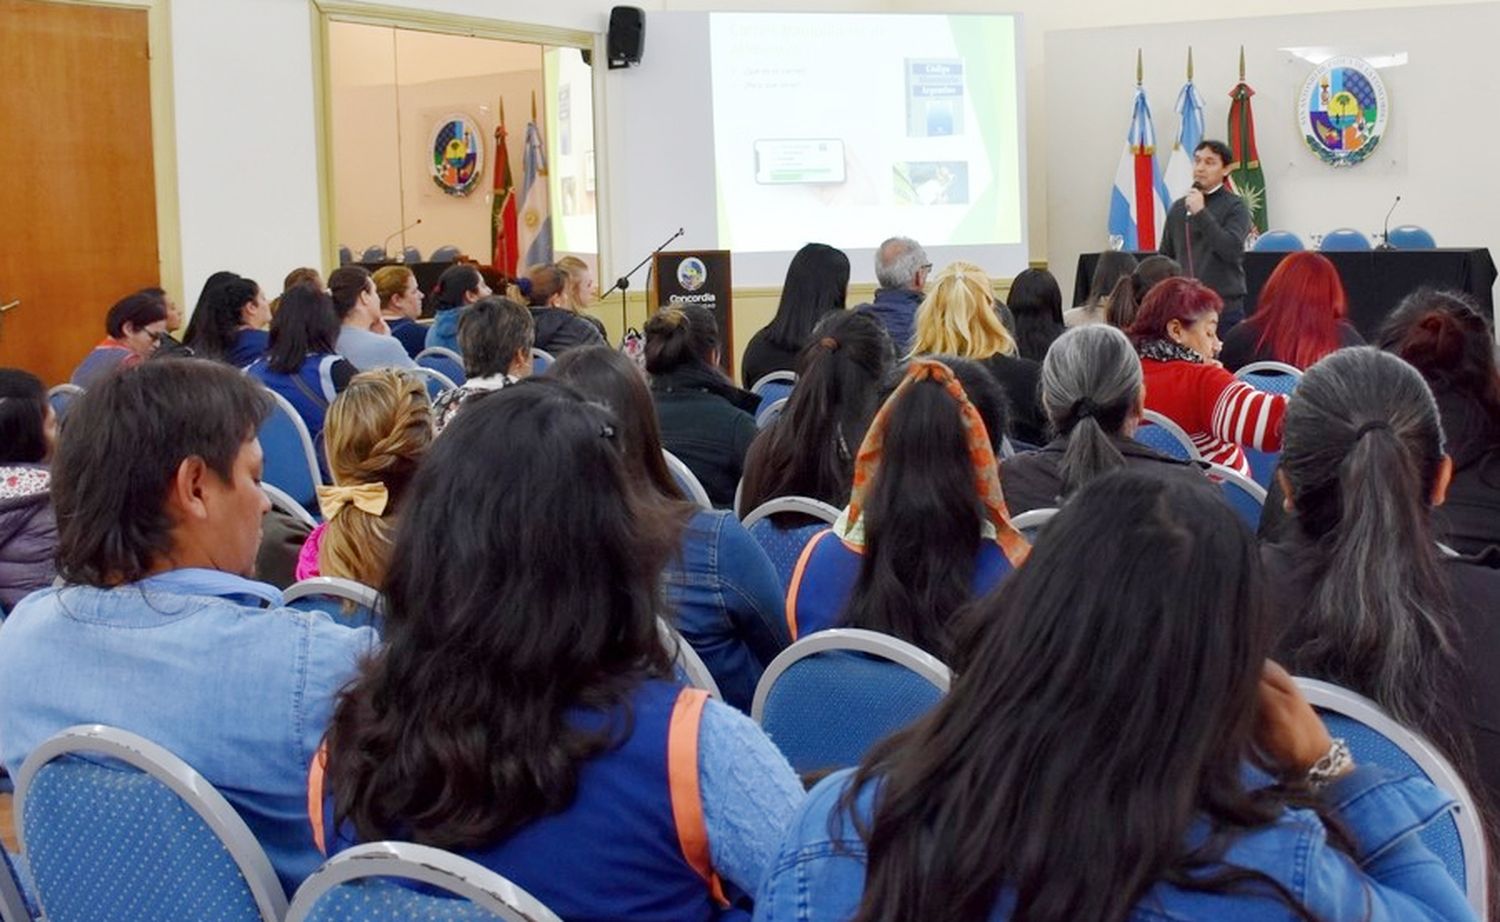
left=999, top=325, right=1206, bottom=514
left=1267, top=346, right=1500, bottom=832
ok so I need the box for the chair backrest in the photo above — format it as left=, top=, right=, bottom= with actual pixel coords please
left=752, top=629, right=951, bottom=774
left=1010, top=507, right=1059, bottom=543
left=1133, top=410, right=1203, bottom=462
left=0, top=848, right=34, bottom=922
left=416, top=347, right=467, bottom=386
left=287, top=841, right=563, bottom=922
left=756, top=396, right=788, bottom=430
left=748, top=370, right=796, bottom=404
left=1252, top=230, right=1305, bottom=252
left=401, top=245, right=422, bottom=264
left=1388, top=224, right=1437, bottom=249
left=408, top=365, right=456, bottom=400
left=1319, top=227, right=1372, bottom=251
left=657, top=618, right=722, bottom=700
left=662, top=450, right=713, bottom=510
left=263, top=482, right=319, bottom=530
left=258, top=387, right=325, bottom=512
left=1205, top=463, right=1266, bottom=530
left=46, top=383, right=85, bottom=427
left=337, top=245, right=353, bottom=267
left=741, top=497, right=842, bottom=588
left=429, top=245, right=462, bottom=263
left=1235, top=360, right=1303, bottom=382
left=285, top=577, right=384, bottom=632
left=16, top=724, right=287, bottom=922
left=531, top=347, right=555, bottom=375
left=360, top=245, right=387, bottom=263
left=1295, top=678, right=1487, bottom=915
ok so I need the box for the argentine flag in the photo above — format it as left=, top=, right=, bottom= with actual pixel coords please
left=1163, top=79, right=1205, bottom=204
left=1108, top=85, right=1170, bottom=252
left=519, top=119, right=553, bottom=271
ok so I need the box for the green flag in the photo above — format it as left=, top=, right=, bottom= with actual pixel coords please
left=1227, top=51, right=1268, bottom=234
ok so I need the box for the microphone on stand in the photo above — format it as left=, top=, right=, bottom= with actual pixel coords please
left=1376, top=195, right=1401, bottom=250
left=383, top=218, right=423, bottom=260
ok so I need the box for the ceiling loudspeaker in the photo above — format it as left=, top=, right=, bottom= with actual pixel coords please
left=607, top=6, right=645, bottom=69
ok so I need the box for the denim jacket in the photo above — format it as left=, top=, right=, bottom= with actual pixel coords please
left=666, top=509, right=789, bottom=713
left=0, top=570, right=378, bottom=897
left=755, top=765, right=1476, bottom=922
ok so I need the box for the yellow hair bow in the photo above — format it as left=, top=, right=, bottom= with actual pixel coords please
left=315, top=482, right=389, bottom=520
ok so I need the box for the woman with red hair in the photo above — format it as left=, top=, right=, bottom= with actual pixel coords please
left=1220, top=252, right=1364, bottom=371
left=1129, top=278, right=1287, bottom=477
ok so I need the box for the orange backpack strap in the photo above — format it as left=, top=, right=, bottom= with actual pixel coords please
left=667, top=687, right=730, bottom=908
left=307, top=742, right=329, bottom=856
left=784, top=528, right=832, bottom=642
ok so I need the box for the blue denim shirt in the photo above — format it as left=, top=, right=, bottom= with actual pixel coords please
left=666, top=510, right=789, bottom=713
left=0, top=570, right=377, bottom=897
left=755, top=765, right=1475, bottom=921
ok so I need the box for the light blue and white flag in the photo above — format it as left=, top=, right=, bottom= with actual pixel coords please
left=519, top=114, right=553, bottom=271
left=1107, top=83, right=1170, bottom=252
left=1163, top=76, right=1205, bottom=204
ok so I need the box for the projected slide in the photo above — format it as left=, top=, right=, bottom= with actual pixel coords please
left=709, top=13, right=1023, bottom=255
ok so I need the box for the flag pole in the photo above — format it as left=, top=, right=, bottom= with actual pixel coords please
left=1187, top=47, right=1193, bottom=80
left=1136, top=48, right=1143, bottom=86
left=1239, top=45, right=1246, bottom=81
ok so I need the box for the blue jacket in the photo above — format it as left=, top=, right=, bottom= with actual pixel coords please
left=0, top=570, right=377, bottom=897
left=854, top=287, right=923, bottom=356
left=425, top=306, right=464, bottom=354
left=666, top=510, right=789, bottom=712
left=386, top=317, right=429, bottom=358
left=755, top=765, right=1476, bottom=921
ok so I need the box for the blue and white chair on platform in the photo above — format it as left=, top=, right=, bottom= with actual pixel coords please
left=416, top=347, right=466, bottom=386
left=749, top=371, right=796, bottom=406
left=1319, top=228, right=1372, bottom=252
left=1252, top=230, right=1305, bottom=252
left=1010, top=508, right=1059, bottom=544
left=409, top=365, right=456, bottom=401
left=46, top=384, right=85, bottom=428
left=1206, top=463, right=1266, bottom=531
left=285, top=577, right=384, bottom=632
left=337, top=245, right=353, bottom=267
left=756, top=396, right=788, bottom=430
left=531, top=347, right=555, bottom=375
left=429, top=245, right=463, bottom=263
left=287, top=842, right=563, bottom=922
left=401, top=245, right=422, bottom=264
left=740, top=496, right=841, bottom=589
left=258, top=388, right=324, bottom=515
left=1388, top=224, right=1437, bottom=249
left=359, top=245, right=387, bottom=263
left=658, top=618, right=722, bottom=700
left=1295, top=678, right=1487, bottom=916
left=1134, top=410, right=1203, bottom=462
left=16, top=724, right=287, bottom=922
left=662, top=450, right=712, bottom=510
left=752, top=629, right=950, bottom=775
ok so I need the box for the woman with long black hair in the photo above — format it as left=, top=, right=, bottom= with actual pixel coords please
left=760, top=469, right=1473, bottom=922
left=182, top=272, right=271, bottom=367
left=741, top=243, right=850, bottom=387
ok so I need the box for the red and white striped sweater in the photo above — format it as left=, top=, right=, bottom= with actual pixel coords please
left=1141, top=358, right=1287, bottom=476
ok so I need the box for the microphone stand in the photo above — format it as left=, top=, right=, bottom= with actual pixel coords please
left=1376, top=195, right=1401, bottom=250
left=602, top=227, right=685, bottom=327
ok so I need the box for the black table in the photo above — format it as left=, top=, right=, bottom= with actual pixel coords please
left=1073, top=249, right=1497, bottom=340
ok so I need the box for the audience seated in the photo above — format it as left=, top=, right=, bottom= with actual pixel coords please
left=156, top=285, right=184, bottom=334
left=647, top=305, right=760, bottom=508
left=1378, top=288, right=1500, bottom=556
left=910, top=262, right=1048, bottom=445
left=295, top=369, right=434, bottom=590
left=1063, top=250, right=1135, bottom=328
left=432, top=296, right=534, bottom=433
left=271, top=267, right=323, bottom=317
left=526, top=264, right=606, bottom=354
left=556, top=254, right=609, bottom=338
left=329, top=265, right=416, bottom=371
left=1268, top=346, right=1500, bottom=823
left=851, top=237, right=926, bottom=355
left=315, top=379, right=802, bottom=920
left=742, top=243, right=850, bottom=387
left=0, top=369, right=58, bottom=613
left=552, top=346, right=787, bottom=712
left=787, top=358, right=1028, bottom=658
left=1006, top=267, right=1065, bottom=363
left=738, top=311, right=894, bottom=516
left=183, top=272, right=272, bottom=368
left=1104, top=253, right=1181, bottom=330
left=70, top=288, right=170, bottom=388
left=1001, top=325, right=1205, bottom=515
left=0, top=359, right=376, bottom=896
left=246, top=282, right=357, bottom=470
left=763, top=468, right=1472, bottom=922
left=1129, top=277, right=1285, bottom=477
left=373, top=265, right=428, bottom=358
left=1220, top=251, right=1364, bottom=371
left=424, top=263, right=491, bottom=353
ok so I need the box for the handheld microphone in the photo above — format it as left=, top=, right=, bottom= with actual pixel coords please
left=383, top=218, right=423, bottom=258
left=1377, top=195, right=1401, bottom=250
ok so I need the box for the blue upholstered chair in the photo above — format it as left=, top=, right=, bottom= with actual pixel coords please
left=46, top=384, right=84, bottom=429
left=287, top=841, right=563, bottom=922
left=531, top=347, right=555, bottom=375
left=1205, top=463, right=1266, bottom=531
left=1388, top=224, right=1437, bottom=249
left=258, top=387, right=324, bottom=515
left=285, top=577, right=384, bottom=633
left=16, top=724, right=287, bottom=922
left=752, top=629, right=950, bottom=775
left=1232, top=364, right=1299, bottom=487
left=1319, top=228, right=1372, bottom=251
left=1010, top=507, right=1059, bottom=544
left=1295, top=678, right=1488, bottom=916
left=401, top=245, right=422, bottom=264
left=262, top=482, right=318, bottom=530
left=663, top=449, right=713, bottom=510
left=1252, top=230, right=1305, bottom=252
left=748, top=371, right=796, bottom=405
left=1133, top=410, right=1202, bottom=462
left=409, top=366, right=456, bottom=401
left=359, top=245, right=387, bottom=263
left=756, top=396, right=788, bottom=430
left=740, top=496, right=841, bottom=589
left=337, top=245, right=353, bottom=267
left=0, top=847, right=34, bottom=922
left=429, top=245, right=463, bottom=263
left=417, top=347, right=467, bottom=386
left=658, top=618, right=723, bottom=700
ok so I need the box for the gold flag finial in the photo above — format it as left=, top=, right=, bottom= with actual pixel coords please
left=1187, top=47, right=1194, bottom=80
left=1136, top=48, right=1144, bottom=85
left=1239, top=46, right=1246, bottom=81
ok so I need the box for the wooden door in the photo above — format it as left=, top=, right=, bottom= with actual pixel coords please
left=0, top=0, right=159, bottom=385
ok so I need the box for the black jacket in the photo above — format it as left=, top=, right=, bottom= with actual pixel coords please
left=980, top=354, right=1048, bottom=447
left=651, top=365, right=762, bottom=508
left=531, top=307, right=605, bottom=356
left=1160, top=186, right=1251, bottom=304
left=1000, top=435, right=1207, bottom=515
left=740, top=329, right=802, bottom=389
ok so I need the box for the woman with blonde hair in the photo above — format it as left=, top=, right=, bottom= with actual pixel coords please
left=372, top=265, right=427, bottom=358
left=911, top=261, right=1047, bottom=444
left=295, top=368, right=435, bottom=593
left=556, top=255, right=603, bottom=324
